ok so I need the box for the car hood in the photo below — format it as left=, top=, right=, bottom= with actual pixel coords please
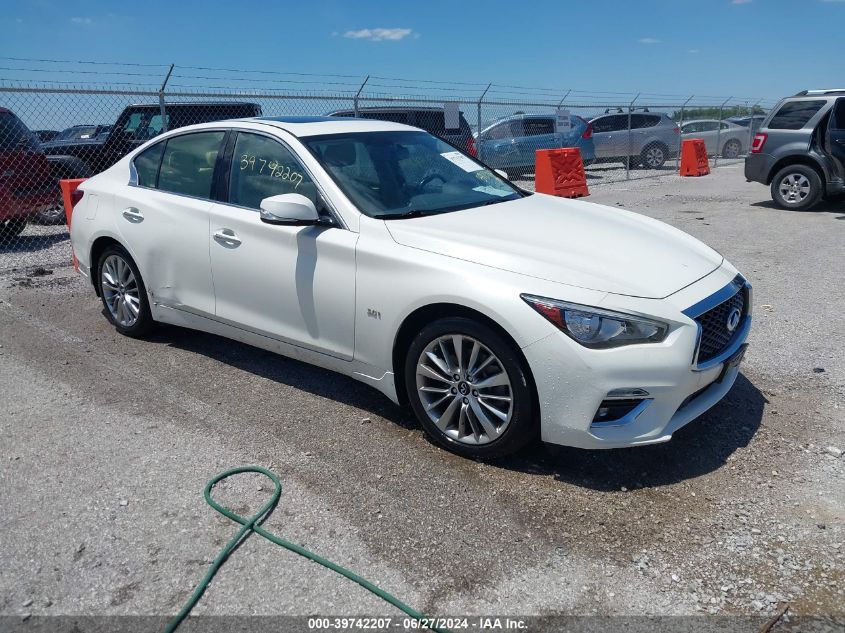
left=384, top=194, right=723, bottom=299
left=41, top=139, right=106, bottom=153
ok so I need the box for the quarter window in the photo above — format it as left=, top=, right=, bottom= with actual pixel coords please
left=768, top=100, right=825, bottom=130
left=229, top=132, right=317, bottom=209
left=157, top=131, right=225, bottom=198
left=134, top=142, right=164, bottom=188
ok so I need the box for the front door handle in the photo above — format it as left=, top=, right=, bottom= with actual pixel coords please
left=213, top=229, right=242, bottom=248
left=121, top=207, right=144, bottom=223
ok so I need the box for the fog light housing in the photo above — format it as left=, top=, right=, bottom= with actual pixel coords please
left=591, top=389, right=652, bottom=428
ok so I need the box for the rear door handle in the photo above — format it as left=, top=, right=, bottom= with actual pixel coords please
left=213, top=229, right=242, bottom=248
left=121, top=207, right=144, bottom=223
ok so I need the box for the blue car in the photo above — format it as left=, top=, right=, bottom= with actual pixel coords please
left=476, top=113, right=595, bottom=176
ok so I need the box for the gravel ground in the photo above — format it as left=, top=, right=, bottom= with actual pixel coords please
left=0, top=165, right=842, bottom=630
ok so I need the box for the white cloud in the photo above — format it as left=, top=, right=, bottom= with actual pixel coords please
left=70, top=16, right=92, bottom=24
left=343, top=28, right=413, bottom=42
left=637, top=37, right=660, bottom=44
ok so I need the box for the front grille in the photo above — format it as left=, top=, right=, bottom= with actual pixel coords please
left=695, top=287, right=746, bottom=363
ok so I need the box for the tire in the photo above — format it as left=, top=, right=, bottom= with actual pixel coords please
left=722, top=139, right=742, bottom=159
left=35, top=195, right=66, bottom=225
left=640, top=143, right=667, bottom=169
left=96, top=244, right=155, bottom=337
left=0, top=217, right=27, bottom=239
left=770, top=164, right=823, bottom=211
left=404, top=317, right=537, bottom=459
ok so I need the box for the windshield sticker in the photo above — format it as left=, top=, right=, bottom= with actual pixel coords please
left=473, top=185, right=511, bottom=197
left=440, top=151, right=483, bottom=172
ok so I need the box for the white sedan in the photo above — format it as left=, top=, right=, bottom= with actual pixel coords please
left=681, top=119, right=749, bottom=158
left=69, top=116, right=751, bottom=458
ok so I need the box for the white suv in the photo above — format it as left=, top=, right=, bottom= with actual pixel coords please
left=69, top=116, right=751, bottom=458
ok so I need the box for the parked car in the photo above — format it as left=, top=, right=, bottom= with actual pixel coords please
left=475, top=113, right=595, bottom=177
left=680, top=119, right=747, bottom=158
left=327, top=106, right=477, bottom=157
left=589, top=111, right=679, bottom=169
left=70, top=116, right=751, bottom=459
left=727, top=115, right=766, bottom=134
left=47, top=124, right=112, bottom=143
left=43, top=102, right=262, bottom=180
left=745, top=89, right=845, bottom=210
left=34, top=129, right=60, bottom=143
left=0, top=108, right=57, bottom=238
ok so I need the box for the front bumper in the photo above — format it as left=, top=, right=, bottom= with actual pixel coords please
left=522, top=266, right=751, bottom=449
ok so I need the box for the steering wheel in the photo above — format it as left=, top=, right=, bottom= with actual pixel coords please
left=417, top=172, right=447, bottom=190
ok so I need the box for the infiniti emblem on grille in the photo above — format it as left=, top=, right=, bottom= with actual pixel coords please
left=726, top=307, right=741, bottom=332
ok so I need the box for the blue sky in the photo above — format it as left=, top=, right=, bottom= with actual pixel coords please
left=2, top=0, right=844, bottom=103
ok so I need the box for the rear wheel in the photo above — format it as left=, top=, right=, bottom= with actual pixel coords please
left=0, top=217, right=27, bottom=239
left=722, top=139, right=742, bottom=159
left=770, top=164, right=822, bottom=210
left=641, top=143, right=667, bottom=169
left=97, top=245, right=155, bottom=337
left=404, top=317, right=537, bottom=459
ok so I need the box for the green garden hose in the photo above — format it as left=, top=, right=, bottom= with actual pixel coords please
left=165, top=466, right=448, bottom=633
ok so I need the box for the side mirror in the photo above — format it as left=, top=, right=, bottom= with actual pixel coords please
left=494, top=169, right=509, bottom=180
left=259, top=193, right=320, bottom=226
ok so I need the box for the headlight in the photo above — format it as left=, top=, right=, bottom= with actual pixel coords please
left=521, top=294, right=669, bottom=349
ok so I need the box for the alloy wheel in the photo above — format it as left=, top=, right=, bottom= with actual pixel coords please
left=644, top=146, right=664, bottom=168
left=415, top=334, right=513, bottom=445
left=723, top=140, right=741, bottom=159
left=778, top=173, right=811, bottom=205
left=101, top=254, right=141, bottom=327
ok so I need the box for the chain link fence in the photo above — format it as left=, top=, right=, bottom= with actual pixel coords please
left=0, top=60, right=778, bottom=272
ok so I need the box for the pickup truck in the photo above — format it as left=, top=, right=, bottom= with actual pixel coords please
left=43, top=101, right=262, bottom=180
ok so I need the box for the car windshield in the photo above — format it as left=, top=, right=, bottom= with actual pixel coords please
left=303, top=130, right=521, bottom=219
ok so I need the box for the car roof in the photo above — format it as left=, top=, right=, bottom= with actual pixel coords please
left=125, top=101, right=260, bottom=109
left=682, top=119, right=734, bottom=124
left=328, top=106, right=452, bottom=113
left=180, top=116, right=419, bottom=138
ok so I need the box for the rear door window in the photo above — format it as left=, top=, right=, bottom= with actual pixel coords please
left=523, top=118, right=555, bottom=136
left=768, top=100, right=826, bottom=130
left=157, top=131, right=225, bottom=198
left=361, top=111, right=412, bottom=125
left=414, top=111, right=445, bottom=134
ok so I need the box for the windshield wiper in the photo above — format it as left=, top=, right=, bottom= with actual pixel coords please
left=378, top=208, right=440, bottom=220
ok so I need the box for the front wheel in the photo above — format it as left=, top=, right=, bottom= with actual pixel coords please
left=770, top=165, right=822, bottom=210
left=404, top=317, right=537, bottom=459
left=97, top=245, right=155, bottom=337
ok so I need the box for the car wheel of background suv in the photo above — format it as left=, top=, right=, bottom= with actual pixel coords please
left=0, top=218, right=27, bottom=239
left=404, top=316, right=537, bottom=459
left=641, top=143, right=667, bottom=169
left=97, top=245, right=155, bottom=337
left=722, top=139, right=742, bottom=159
left=770, top=164, right=823, bottom=211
